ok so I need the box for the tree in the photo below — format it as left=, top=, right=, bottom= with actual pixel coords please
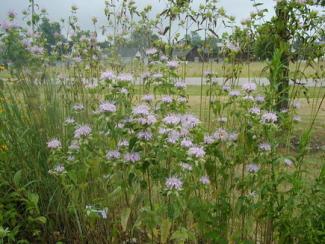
left=228, top=26, right=252, bottom=61
left=205, top=35, right=220, bottom=58
left=38, top=17, right=62, bottom=53
left=273, top=1, right=290, bottom=111
left=189, top=31, right=202, bottom=48
left=125, top=26, right=159, bottom=50
left=271, top=0, right=323, bottom=110
left=254, top=22, right=276, bottom=61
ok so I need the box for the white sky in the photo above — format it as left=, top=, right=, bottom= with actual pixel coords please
left=0, top=0, right=277, bottom=39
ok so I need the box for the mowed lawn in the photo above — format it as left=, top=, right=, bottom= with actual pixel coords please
left=2, top=61, right=324, bottom=79
left=178, top=61, right=325, bottom=78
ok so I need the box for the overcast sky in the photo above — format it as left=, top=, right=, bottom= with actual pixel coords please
left=0, top=0, right=276, bottom=39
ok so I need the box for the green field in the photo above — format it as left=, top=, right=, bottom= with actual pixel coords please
left=2, top=61, right=324, bottom=80
left=179, top=61, right=325, bottom=78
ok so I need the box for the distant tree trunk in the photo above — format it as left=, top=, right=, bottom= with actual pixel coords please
left=274, top=1, right=290, bottom=111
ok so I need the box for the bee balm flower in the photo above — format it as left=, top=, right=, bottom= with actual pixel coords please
left=246, top=163, right=260, bottom=173
left=106, top=150, right=120, bottom=160
left=132, top=104, right=150, bottom=116
left=101, top=71, right=115, bottom=80
left=99, top=102, right=116, bottom=113
left=259, top=142, right=271, bottom=152
left=200, top=176, right=210, bottom=185
left=47, top=138, right=61, bottom=149
left=180, top=163, right=192, bottom=171
left=124, top=152, right=140, bottom=163
left=187, top=146, right=205, bottom=158
left=242, top=82, right=257, bottom=93
left=165, top=177, right=183, bottom=190
left=74, top=125, right=92, bottom=138
left=229, top=90, right=241, bottom=97
left=261, top=112, right=277, bottom=124
left=163, top=114, right=181, bottom=125
left=117, top=73, right=133, bottom=82
left=167, top=60, right=179, bottom=69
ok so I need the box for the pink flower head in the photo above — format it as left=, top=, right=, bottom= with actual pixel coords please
left=249, top=107, right=261, bottom=115
left=48, top=164, right=66, bottom=175
left=167, top=130, right=180, bottom=144
left=242, top=82, right=257, bottom=93
left=187, top=146, right=205, bottom=158
left=180, top=162, right=192, bottom=171
left=161, top=96, right=173, bottom=104
left=0, top=20, right=13, bottom=31
left=47, top=138, right=61, bottom=149
left=247, top=163, right=260, bottom=173
left=229, top=90, right=241, bottom=97
left=175, top=81, right=186, bottom=89
left=28, top=46, right=44, bottom=55
left=99, top=101, right=116, bottom=113
left=181, top=138, right=193, bottom=148
left=167, top=60, right=179, bottom=69
left=136, top=114, right=157, bottom=125
left=165, top=176, right=183, bottom=190
left=118, top=139, right=129, bottom=148
left=243, top=95, right=255, bottom=101
left=228, top=132, right=238, bottom=142
left=124, top=152, right=140, bottom=163
left=106, top=150, right=121, bottom=160
left=69, top=140, right=80, bottom=150
left=136, top=131, right=153, bottom=141
left=117, top=73, right=133, bottom=82
left=73, top=103, right=84, bottom=111
left=284, top=158, right=293, bottom=167
left=293, top=101, right=301, bottom=109
left=204, top=135, right=215, bottom=144
left=65, top=117, right=75, bottom=125
left=8, top=10, right=17, bottom=19
left=160, top=55, right=168, bottom=61
left=255, top=95, right=265, bottom=103
left=177, top=96, right=187, bottom=103
left=259, top=142, right=271, bottom=152
left=101, top=71, right=115, bottom=80
left=141, top=94, right=154, bottom=102
left=132, top=104, right=150, bottom=116
left=200, top=176, right=210, bottom=185
left=74, top=125, right=92, bottom=138
left=181, top=114, right=200, bottom=129
left=223, top=85, right=231, bottom=92
left=163, top=114, right=181, bottom=125
left=261, top=112, right=277, bottom=124
left=213, top=128, right=229, bottom=142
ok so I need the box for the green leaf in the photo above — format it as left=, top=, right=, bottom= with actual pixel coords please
left=171, top=229, right=188, bottom=242
left=35, top=216, right=47, bottom=224
left=0, top=226, right=10, bottom=238
left=120, top=208, right=131, bottom=232
left=28, top=193, right=39, bottom=206
left=13, top=170, right=22, bottom=186
left=160, top=218, right=172, bottom=244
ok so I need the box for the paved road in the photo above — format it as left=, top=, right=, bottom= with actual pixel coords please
left=77, top=77, right=324, bottom=87
left=183, top=77, right=324, bottom=87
